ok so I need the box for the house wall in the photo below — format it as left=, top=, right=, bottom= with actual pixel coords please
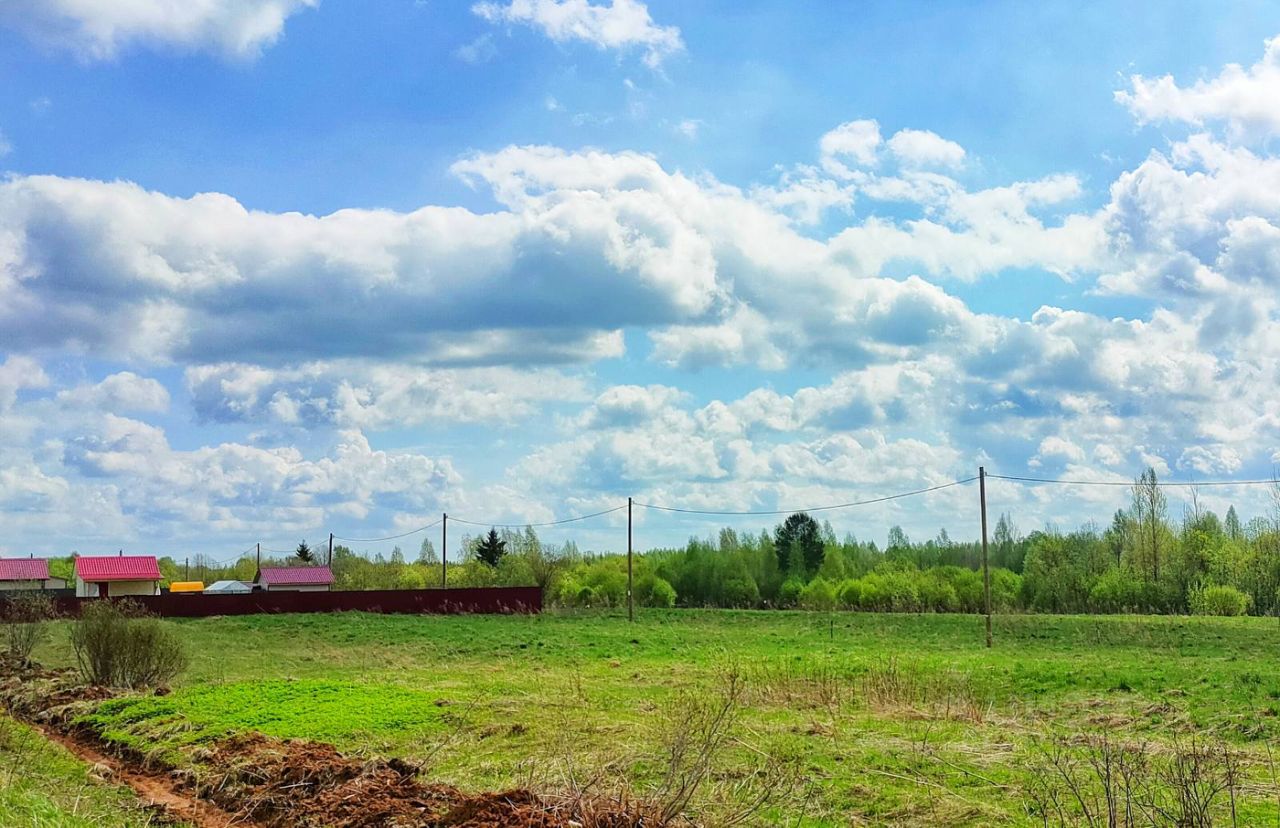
left=0, top=580, right=43, bottom=591
left=107, top=580, right=160, bottom=597
left=266, top=583, right=331, bottom=592
left=76, top=579, right=160, bottom=597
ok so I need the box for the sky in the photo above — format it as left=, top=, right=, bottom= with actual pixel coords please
left=2, top=0, right=1280, bottom=563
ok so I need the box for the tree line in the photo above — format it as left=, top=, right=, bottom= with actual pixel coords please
left=42, top=468, right=1280, bottom=616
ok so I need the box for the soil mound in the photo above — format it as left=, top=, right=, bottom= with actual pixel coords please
left=0, top=659, right=651, bottom=827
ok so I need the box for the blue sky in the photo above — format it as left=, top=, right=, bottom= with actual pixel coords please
left=2, top=0, right=1280, bottom=562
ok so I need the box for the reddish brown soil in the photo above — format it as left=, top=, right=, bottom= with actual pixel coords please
left=1, top=658, right=652, bottom=828
left=36, top=724, right=249, bottom=828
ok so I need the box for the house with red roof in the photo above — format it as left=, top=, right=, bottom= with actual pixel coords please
left=0, top=558, right=67, bottom=591
left=254, top=565, right=334, bottom=592
left=74, top=555, right=162, bottom=598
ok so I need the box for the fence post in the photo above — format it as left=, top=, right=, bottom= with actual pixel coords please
left=441, top=513, right=447, bottom=589
left=627, top=496, right=634, bottom=623
left=980, top=466, right=992, bottom=649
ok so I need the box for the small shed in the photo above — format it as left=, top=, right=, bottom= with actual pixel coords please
left=0, top=558, right=67, bottom=591
left=205, top=580, right=252, bottom=595
left=255, top=566, right=334, bottom=592
left=75, top=555, right=162, bottom=598
left=168, top=581, right=204, bottom=593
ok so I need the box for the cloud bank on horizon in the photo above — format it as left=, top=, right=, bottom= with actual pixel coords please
left=1, top=0, right=1279, bottom=555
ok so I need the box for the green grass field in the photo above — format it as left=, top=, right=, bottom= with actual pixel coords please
left=25, top=610, right=1280, bottom=825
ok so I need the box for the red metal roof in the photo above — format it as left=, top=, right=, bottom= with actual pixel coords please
left=0, top=558, right=51, bottom=581
left=75, top=556, right=161, bottom=582
left=256, top=565, right=334, bottom=586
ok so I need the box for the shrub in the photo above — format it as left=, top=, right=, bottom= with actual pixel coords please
left=799, top=577, right=837, bottom=611
left=918, top=575, right=959, bottom=613
left=648, top=576, right=677, bottom=608
left=1189, top=584, right=1251, bottom=617
left=720, top=576, right=759, bottom=608
left=837, top=579, right=863, bottom=609
left=3, top=592, right=54, bottom=664
left=69, top=601, right=187, bottom=689
left=1089, top=568, right=1143, bottom=613
left=777, top=577, right=804, bottom=608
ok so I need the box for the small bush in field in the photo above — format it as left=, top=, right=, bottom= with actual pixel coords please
left=1189, top=584, right=1251, bottom=617
left=799, top=577, right=837, bottom=611
left=69, top=600, right=187, bottom=688
left=647, top=576, right=677, bottom=608
left=720, top=576, right=758, bottom=608
left=838, top=578, right=862, bottom=608
left=778, top=577, right=804, bottom=608
left=3, top=592, right=54, bottom=664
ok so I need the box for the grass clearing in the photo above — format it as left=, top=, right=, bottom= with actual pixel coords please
left=28, top=609, right=1280, bottom=825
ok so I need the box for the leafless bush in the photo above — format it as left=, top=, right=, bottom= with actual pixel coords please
left=650, top=664, right=799, bottom=826
left=2, top=592, right=54, bottom=665
left=1023, top=731, right=1245, bottom=827
left=652, top=665, right=746, bottom=823
left=69, top=600, right=187, bottom=688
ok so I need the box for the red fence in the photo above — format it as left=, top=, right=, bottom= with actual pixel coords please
left=32, top=587, right=542, bottom=618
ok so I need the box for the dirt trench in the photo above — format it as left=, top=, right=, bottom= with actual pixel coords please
left=1, top=658, right=651, bottom=828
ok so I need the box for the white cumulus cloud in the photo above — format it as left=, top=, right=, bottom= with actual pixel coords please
left=0, top=0, right=317, bottom=61
left=473, top=0, right=682, bottom=68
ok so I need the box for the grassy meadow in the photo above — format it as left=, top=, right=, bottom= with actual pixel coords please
left=25, top=609, right=1280, bottom=825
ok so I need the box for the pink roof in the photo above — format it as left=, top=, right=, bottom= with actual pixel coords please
left=0, top=558, right=51, bottom=581
left=75, top=556, right=161, bottom=582
left=257, top=566, right=334, bottom=586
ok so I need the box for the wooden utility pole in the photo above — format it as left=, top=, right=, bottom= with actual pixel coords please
left=627, top=497, right=634, bottom=623
left=184, top=557, right=189, bottom=580
left=327, top=532, right=334, bottom=568
left=441, top=513, right=448, bottom=589
left=255, top=543, right=260, bottom=570
left=980, top=466, right=992, bottom=648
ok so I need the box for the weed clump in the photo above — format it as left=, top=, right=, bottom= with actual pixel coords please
left=2, top=592, right=54, bottom=666
left=69, top=600, right=187, bottom=689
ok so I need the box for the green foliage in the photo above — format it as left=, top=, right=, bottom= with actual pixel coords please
left=647, top=576, right=677, bottom=608
left=719, top=576, right=759, bottom=608
left=774, top=512, right=824, bottom=577
left=1190, top=584, right=1251, bottom=617
left=295, top=541, right=314, bottom=564
left=1089, top=567, right=1144, bottom=613
left=476, top=528, right=507, bottom=568
left=798, top=576, right=837, bottom=610
left=778, top=577, right=804, bottom=608
left=837, top=578, right=862, bottom=609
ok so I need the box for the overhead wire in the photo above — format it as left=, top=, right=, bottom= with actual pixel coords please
left=633, top=477, right=978, bottom=516
left=988, top=473, right=1279, bottom=488
left=333, top=518, right=444, bottom=543
left=447, top=504, right=628, bottom=529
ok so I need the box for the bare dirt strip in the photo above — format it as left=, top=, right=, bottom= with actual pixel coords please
left=1, top=657, right=651, bottom=828
left=33, top=723, right=249, bottom=827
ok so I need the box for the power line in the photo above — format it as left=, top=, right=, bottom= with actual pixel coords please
left=447, top=504, right=628, bottom=529
left=333, top=519, right=444, bottom=543
left=989, top=474, right=1279, bottom=488
left=633, top=477, right=978, bottom=516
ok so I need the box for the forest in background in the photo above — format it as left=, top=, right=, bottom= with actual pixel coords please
left=43, top=469, right=1280, bottom=617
